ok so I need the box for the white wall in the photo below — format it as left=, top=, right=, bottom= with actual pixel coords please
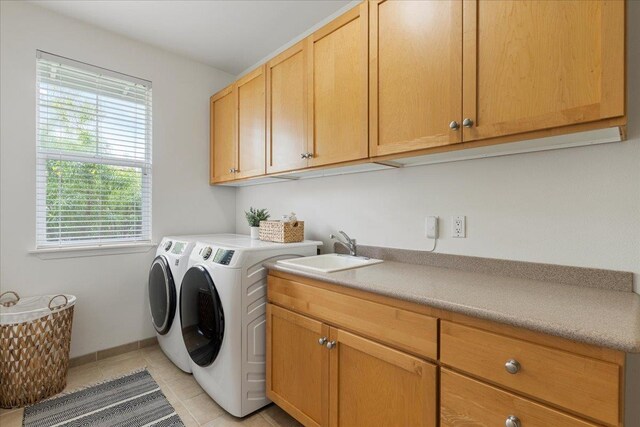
left=237, top=1, right=640, bottom=294
left=0, top=1, right=236, bottom=357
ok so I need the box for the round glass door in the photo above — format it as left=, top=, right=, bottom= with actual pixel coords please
left=180, top=265, right=225, bottom=367
left=148, top=256, right=176, bottom=335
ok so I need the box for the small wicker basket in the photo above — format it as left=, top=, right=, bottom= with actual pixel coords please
left=259, top=220, right=304, bottom=243
left=0, top=292, right=75, bottom=408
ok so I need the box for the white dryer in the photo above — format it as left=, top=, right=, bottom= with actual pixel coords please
left=180, top=236, right=320, bottom=417
left=148, top=234, right=241, bottom=372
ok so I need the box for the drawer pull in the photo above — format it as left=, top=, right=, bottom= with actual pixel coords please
left=505, top=415, right=521, bottom=427
left=505, top=359, right=521, bottom=374
left=326, top=340, right=337, bottom=350
left=318, top=337, right=327, bottom=346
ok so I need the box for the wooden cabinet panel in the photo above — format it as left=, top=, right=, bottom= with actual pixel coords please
left=210, top=85, right=236, bottom=183
left=440, top=321, right=620, bottom=426
left=307, top=2, right=368, bottom=167
left=267, top=42, right=308, bottom=174
left=329, top=328, right=437, bottom=427
left=370, top=0, right=462, bottom=157
left=237, top=66, right=266, bottom=179
left=266, top=304, right=328, bottom=427
left=441, top=369, right=597, bottom=427
left=268, top=275, right=438, bottom=360
left=462, top=0, right=625, bottom=142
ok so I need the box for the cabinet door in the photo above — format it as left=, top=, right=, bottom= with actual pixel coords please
left=236, top=66, right=266, bottom=179
left=307, top=2, right=368, bottom=167
left=266, top=41, right=309, bottom=174
left=210, top=85, right=237, bottom=183
left=462, top=0, right=625, bottom=142
left=328, top=328, right=437, bottom=427
left=370, top=0, right=462, bottom=157
left=266, top=304, right=328, bottom=427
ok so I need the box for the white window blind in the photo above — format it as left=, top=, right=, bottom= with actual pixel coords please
left=36, top=51, right=152, bottom=248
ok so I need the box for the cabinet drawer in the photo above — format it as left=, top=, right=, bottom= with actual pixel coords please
left=440, top=321, right=619, bottom=426
left=267, top=275, right=438, bottom=360
left=441, top=369, right=597, bottom=427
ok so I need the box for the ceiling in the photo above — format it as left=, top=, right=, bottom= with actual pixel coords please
left=30, top=0, right=352, bottom=75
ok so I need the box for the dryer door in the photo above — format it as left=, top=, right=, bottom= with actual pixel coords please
left=180, top=265, right=225, bottom=367
left=148, top=255, right=176, bottom=335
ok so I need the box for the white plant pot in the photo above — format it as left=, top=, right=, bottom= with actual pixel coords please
left=250, top=226, right=260, bottom=240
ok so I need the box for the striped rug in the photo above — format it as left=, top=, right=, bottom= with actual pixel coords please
left=23, top=370, right=183, bottom=427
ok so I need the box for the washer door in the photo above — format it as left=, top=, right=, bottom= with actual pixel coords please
left=148, top=255, right=176, bottom=335
left=180, top=265, right=225, bottom=367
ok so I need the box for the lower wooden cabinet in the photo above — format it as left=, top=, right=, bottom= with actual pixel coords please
left=266, top=271, right=627, bottom=427
left=329, top=328, right=436, bottom=427
left=441, top=369, right=597, bottom=427
left=266, top=303, right=437, bottom=427
left=267, top=304, right=328, bottom=427
left=440, top=321, right=620, bottom=425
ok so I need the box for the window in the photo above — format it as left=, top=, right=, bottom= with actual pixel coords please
left=36, top=51, right=152, bottom=248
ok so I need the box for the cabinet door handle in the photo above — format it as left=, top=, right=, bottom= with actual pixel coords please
left=462, top=118, right=474, bottom=128
left=505, top=359, right=521, bottom=374
left=505, top=415, right=521, bottom=427
left=301, top=153, right=307, bottom=159
left=318, top=337, right=327, bottom=346
left=449, top=121, right=460, bottom=131
left=326, top=340, right=336, bottom=350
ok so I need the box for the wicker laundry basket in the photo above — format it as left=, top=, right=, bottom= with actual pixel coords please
left=259, top=220, right=304, bottom=243
left=0, top=291, right=76, bottom=408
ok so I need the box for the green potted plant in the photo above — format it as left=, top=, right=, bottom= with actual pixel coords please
left=245, top=207, right=270, bottom=239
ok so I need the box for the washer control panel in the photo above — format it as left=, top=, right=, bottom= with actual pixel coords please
left=212, top=249, right=235, bottom=265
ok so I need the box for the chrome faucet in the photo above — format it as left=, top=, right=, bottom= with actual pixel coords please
left=330, top=231, right=357, bottom=256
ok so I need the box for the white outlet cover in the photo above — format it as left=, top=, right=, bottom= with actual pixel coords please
left=452, top=215, right=466, bottom=238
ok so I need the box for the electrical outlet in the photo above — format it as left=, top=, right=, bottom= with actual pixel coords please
left=452, top=215, right=466, bottom=238
left=425, top=216, right=438, bottom=239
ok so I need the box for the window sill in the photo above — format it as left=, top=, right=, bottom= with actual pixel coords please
left=29, top=242, right=157, bottom=260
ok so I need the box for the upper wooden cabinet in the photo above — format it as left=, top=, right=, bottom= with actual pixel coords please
left=237, top=66, right=266, bottom=179
left=266, top=41, right=309, bottom=174
left=369, top=0, right=462, bottom=156
left=210, top=0, right=626, bottom=185
left=461, top=0, right=625, bottom=142
left=210, top=67, right=266, bottom=183
left=307, top=2, right=369, bottom=167
left=210, top=85, right=236, bottom=183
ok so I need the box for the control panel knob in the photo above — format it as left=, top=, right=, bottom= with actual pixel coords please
left=164, top=241, right=172, bottom=251
left=202, top=247, right=213, bottom=260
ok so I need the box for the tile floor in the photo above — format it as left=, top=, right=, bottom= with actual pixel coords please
left=0, top=345, right=302, bottom=427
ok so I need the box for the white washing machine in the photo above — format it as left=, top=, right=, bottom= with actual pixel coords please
left=180, top=236, right=321, bottom=417
left=148, top=234, right=241, bottom=372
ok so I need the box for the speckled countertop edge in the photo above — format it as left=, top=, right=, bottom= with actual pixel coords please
left=265, top=261, right=640, bottom=353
